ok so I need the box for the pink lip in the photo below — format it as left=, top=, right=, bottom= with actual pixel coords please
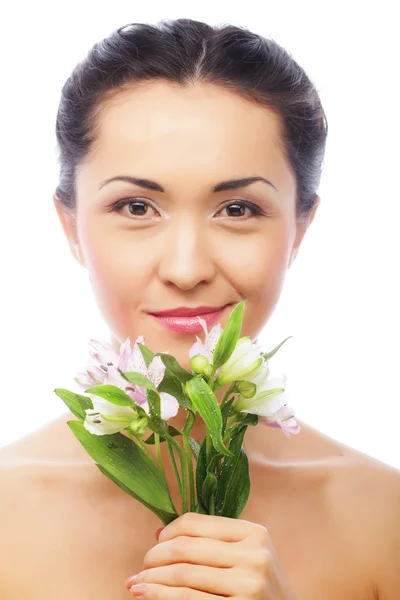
left=150, top=305, right=228, bottom=333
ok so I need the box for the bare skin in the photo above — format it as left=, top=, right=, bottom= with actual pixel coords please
left=1, top=80, right=399, bottom=598
left=0, top=409, right=399, bottom=599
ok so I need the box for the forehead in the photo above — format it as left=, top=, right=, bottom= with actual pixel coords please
left=80, top=81, right=294, bottom=196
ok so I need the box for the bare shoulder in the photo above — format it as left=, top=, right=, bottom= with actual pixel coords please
left=328, top=449, right=400, bottom=599
left=0, top=452, right=36, bottom=592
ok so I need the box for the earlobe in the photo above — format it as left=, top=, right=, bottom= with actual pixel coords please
left=288, top=195, right=320, bottom=269
left=73, top=244, right=84, bottom=265
left=288, top=248, right=298, bottom=269
left=53, top=195, right=83, bottom=265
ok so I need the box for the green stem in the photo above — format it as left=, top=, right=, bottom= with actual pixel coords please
left=166, top=435, right=188, bottom=514
left=183, top=434, right=195, bottom=512
left=154, top=433, right=178, bottom=514
left=126, top=429, right=156, bottom=464
left=206, top=432, right=211, bottom=465
left=209, top=491, right=216, bottom=515
left=166, top=438, right=182, bottom=498
left=207, top=366, right=216, bottom=388
left=219, top=382, right=237, bottom=411
left=154, top=433, right=165, bottom=478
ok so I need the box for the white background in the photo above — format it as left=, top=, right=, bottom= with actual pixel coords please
left=0, top=1, right=398, bottom=468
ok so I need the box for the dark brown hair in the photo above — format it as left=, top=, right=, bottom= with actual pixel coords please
left=54, top=18, right=328, bottom=221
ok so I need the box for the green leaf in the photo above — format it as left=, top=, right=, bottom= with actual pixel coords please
left=137, top=343, right=155, bottom=368
left=84, top=384, right=137, bottom=407
left=54, top=388, right=93, bottom=421
left=157, top=353, right=193, bottom=383
left=188, top=437, right=201, bottom=461
left=262, top=336, right=293, bottom=361
left=144, top=388, right=168, bottom=437
left=67, top=420, right=176, bottom=514
left=117, top=371, right=157, bottom=392
left=144, top=425, right=182, bottom=445
left=182, top=409, right=196, bottom=436
left=185, top=377, right=232, bottom=457
left=146, top=388, right=161, bottom=418
left=221, top=397, right=235, bottom=436
left=96, top=463, right=177, bottom=526
left=158, top=372, right=192, bottom=410
left=195, top=437, right=211, bottom=512
left=212, top=300, right=247, bottom=368
left=201, top=471, right=218, bottom=509
left=76, top=393, right=94, bottom=414
left=214, top=426, right=250, bottom=519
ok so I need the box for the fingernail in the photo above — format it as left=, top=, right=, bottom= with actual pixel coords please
left=155, top=527, right=164, bottom=540
left=130, top=583, right=146, bottom=596
left=126, top=574, right=138, bottom=588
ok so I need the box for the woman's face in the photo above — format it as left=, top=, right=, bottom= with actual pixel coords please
left=55, top=81, right=318, bottom=369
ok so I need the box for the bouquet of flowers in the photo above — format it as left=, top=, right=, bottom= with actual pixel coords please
left=54, top=300, right=299, bottom=526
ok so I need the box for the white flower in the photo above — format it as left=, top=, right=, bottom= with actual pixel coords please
left=235, top=371, right=300, bottom=438
left=216, top=336, right=265, bottom=386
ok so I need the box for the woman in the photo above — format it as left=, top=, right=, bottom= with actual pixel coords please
left=0, top=18, right=398, bottom=600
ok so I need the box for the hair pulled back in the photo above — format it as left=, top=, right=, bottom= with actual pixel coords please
left=54, top=18, right=328, bottom=221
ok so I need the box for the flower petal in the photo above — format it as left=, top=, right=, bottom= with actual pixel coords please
left=84, top=400, right=137, bottom=435
left=74, top=370, right=101, bottom=390
left=84, top=413, right=130, bottom=435
left=259, top=405, right=300, bottom=437
left=125, top=336, right=147, bottom=376
left=159, top=392, right=180, bottom=420
left=206, top=323, right=223, bottom=356
left=189, top=336, right=209, bottom=361
left=147, top=355, right=166, bottom=388
left=88, top=339, right=119, bottom=367
left=118, top=337, right=133, bottom=371
left=241, top=390, right=287, bottom=417
left=103, top=365, right=132, bottom=390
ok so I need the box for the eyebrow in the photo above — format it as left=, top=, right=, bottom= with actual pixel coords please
left=98, top=175, right=278, bottom=193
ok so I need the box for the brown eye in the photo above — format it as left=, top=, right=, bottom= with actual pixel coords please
left=224, top=203, right=247, bottom=217
left=127, top=201, right=150, bottom=216
left=108, top=199, right=158, bottom=218
left=217, top=200, right=266, bottom=219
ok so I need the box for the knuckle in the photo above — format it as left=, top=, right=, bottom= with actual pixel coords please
left=253, top=523, right=270, bottom=544
left=181, top=511, right=200, bottom=526
left=249, top=548, right=270, bottom=572
left=245, top=574, right=265, bottom=596
left=170, top=536, right=192, bottom=561
left=176, top=562, right=192, bottom=581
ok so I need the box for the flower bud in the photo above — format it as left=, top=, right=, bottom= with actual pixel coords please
left=236, top=380, right=257, bottom=398
left=129, top=416, right=148, bottom=436
left=190, top=354, right=211, bottom=375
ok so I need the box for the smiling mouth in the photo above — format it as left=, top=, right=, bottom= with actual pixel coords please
left=150, top=305, right=229, bottom=333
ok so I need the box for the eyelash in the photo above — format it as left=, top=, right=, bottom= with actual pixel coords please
left=107, top=198, right=267, bottom=220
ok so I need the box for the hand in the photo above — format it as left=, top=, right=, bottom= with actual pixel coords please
left=125, top=512, right=296, bottom=599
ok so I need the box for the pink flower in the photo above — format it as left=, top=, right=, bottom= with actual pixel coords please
left=77, top=336, right=179, bottom=435
left=189, top=317, right=223, bottom=365
left=259, top=405, right=301, bottom=439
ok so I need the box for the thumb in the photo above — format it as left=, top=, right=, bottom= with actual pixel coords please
left=155, top=527, right=164, bottom=541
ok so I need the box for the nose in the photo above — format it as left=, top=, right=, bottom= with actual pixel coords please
left=157, top=217, right=216, bottom=290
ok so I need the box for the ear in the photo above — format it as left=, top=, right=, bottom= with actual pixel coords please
left=53, top=195, right=85, bottom=266
left=288, top=195, right=320, bottom=269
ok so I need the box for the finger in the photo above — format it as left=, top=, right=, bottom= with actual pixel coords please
left=134, top=563, right=238, bottom=596
left=144, top=535, right=243, bottom=569
left=158, top=512, right=261, bottom=543
left=129, top=582, right=225, bottom=600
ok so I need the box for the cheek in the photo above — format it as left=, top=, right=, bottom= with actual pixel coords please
left=80, top=224, right=152, bottom=325
left=216, top=224, right=291, bottom=335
